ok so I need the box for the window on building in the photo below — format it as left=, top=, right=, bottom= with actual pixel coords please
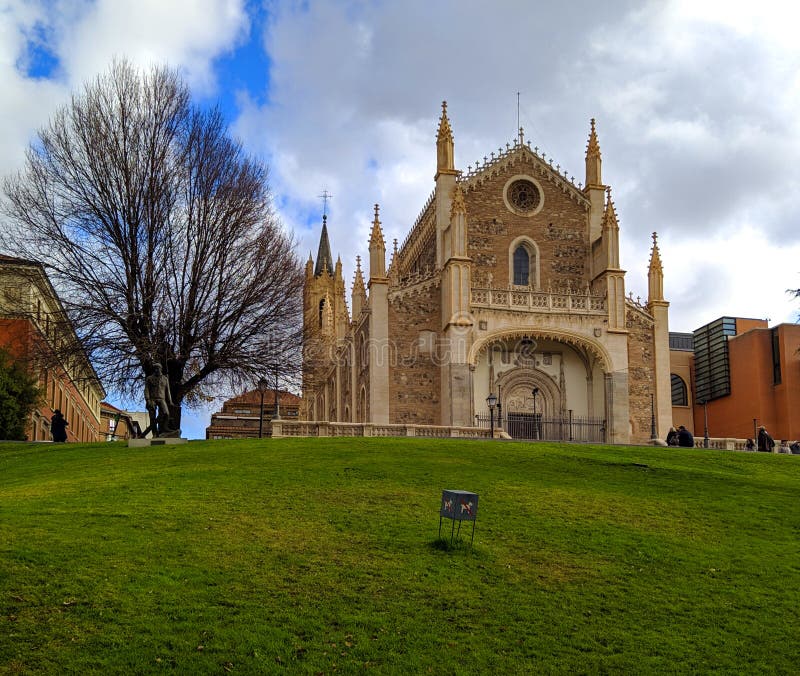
left=671, top=374, right=688, bottom=406
left=772, top=328, right=781, bottom=385
left=513, top=246, right=529, bottom=286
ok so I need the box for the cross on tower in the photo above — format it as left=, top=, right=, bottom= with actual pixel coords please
left=319, top=189, right=332, bottom=217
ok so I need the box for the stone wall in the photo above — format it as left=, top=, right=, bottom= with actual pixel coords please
left=464, top=156, right=589, bottom=291
left=626, top=305, right=656, bottom=443
left=388, top=281, right=441, bottom=424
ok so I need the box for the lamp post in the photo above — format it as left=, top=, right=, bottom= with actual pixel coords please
left=257, top=377, right=269, bottom=439
left=700, top=399, right=709, bottom=448
left=496, top=385, right=502, bottom=430
left=273, top=363, right=281, bottom=420
left=532, top=387, right=540, bottom=440
left=487, top=392, right=497, bottom=439
left=650, top=393, right=657, bottom=440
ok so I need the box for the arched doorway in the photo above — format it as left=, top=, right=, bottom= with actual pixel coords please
left=471, top=332, right=608, bottom=442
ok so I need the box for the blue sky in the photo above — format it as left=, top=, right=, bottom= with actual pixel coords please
left=2, top=0, right=799, bottom=438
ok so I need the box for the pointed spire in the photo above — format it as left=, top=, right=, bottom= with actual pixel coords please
left=437, top=100, right=453, bottom=143
left=600, top=187, right=621, bottom=270
left=648, top=231, right=664, bottom=302
left=369, top=203, right=386, bottom=279
left=314, top=214, right=335, bottom=277
left=601, top=187, right=619, bottom=231
left=369, top=203, right=385, bottom=248
left=351, top=255, right=367, bottom=317
left=648, top=231, right=663, bottom=273
left=585, top=118, right=602, bottom=187
left=305, top=252, right=313, bottom=278
left=354, top=255, right=366, bottom=289
left=586, top=118, right=601, bottom=158
left=436, top=100, right=456, bottom=176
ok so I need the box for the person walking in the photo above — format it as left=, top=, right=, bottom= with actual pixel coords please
left=50, top=409, right=68, bottom=443
left=757, top=425, right=775, bottom=453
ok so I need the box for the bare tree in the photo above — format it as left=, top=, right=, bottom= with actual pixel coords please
left=2, top=59, right=303, bottom=429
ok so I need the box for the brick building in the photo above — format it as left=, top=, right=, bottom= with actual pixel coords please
left=302, top=104, right=672, bottom=444
left=206, top=388, right=302, bottom=439
left=99, top=402, right=137, bottom=441
left=669, top=318, right=800, bottom=442
left=0, top=254, right=105, bottom=441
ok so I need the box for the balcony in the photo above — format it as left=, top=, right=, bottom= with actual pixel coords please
left=470, top=286, right=606, bottom=315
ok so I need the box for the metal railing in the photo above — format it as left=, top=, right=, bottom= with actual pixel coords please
left=475, top=411, right=606, bottom=443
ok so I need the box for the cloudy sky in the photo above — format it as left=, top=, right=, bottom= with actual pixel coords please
left=2, top=0, right=799, bottom=438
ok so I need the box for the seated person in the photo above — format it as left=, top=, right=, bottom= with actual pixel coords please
left=677, top=425, right=694, bottom=448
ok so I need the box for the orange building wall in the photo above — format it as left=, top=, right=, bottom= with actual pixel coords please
left=693, top=324, right=800, bottom=441
left=774, top=326, right=800, bottom=440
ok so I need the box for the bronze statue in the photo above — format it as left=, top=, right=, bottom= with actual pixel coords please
left=144, top=363, right=175, bottom=437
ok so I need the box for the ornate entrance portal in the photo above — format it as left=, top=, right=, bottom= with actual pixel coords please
left=473, top=333, right=608, bottom=442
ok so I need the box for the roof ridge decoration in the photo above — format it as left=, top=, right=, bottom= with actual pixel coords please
left=459, top=136, right=589, bottom=208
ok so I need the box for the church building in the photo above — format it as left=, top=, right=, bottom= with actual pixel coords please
left=302, top=103, right=671, bottom=444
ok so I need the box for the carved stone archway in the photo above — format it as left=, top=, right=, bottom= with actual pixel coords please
left=496, top=366, right=562, bottom=416
left=469, top=327, right=613, bottom=373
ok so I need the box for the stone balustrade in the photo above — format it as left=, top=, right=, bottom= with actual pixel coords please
left=470, top=286, right=607, bottom=314
left=271, top=420, right=491, bottom=439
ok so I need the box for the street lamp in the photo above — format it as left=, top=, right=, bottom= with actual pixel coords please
left=532, top=387, right=540, bottom=440
left=700, top=399, right=709, bottom=448
left=486, top=392, right=498, bottom=439
left=257, top=377, right=269, bottom=439
left=650, top=393, right=657, bottom=440
left=496, top=385, right=502, bottom=430
left=273, top=363, right=281, bottom=420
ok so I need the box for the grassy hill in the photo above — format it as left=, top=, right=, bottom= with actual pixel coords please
left=1, top=438, right=799, bottom=674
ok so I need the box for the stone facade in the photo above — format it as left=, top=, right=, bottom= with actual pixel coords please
left=302, top=104, right=672, bottom=444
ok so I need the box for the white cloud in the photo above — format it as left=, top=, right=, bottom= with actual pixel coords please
left=246, top=0, right=800, bottom=339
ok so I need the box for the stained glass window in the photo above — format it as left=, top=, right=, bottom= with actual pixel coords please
left=513, top=246, right=529, bottom=285
left=508, top=179, right=540, bottom=213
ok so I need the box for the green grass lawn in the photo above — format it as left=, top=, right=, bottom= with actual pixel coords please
left=1, top=438, right=799, bottom=674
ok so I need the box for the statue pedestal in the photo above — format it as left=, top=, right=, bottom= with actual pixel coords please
left=128, top=437, right=188, bottom=448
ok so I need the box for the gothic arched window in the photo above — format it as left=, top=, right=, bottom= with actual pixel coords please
left=513, top=246, right=530, bottom=286
left=318, top=298, right=326, bottom=328
left=509, top=237, right=540, bottom=288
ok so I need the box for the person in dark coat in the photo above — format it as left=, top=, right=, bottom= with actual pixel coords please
left=757, top=426, right=775, bottom=453
left=666, top=426, right=679, bottom=446
left=677, top=425, right=694, bottom=448
left=50, top=409, right=68, bottom=443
